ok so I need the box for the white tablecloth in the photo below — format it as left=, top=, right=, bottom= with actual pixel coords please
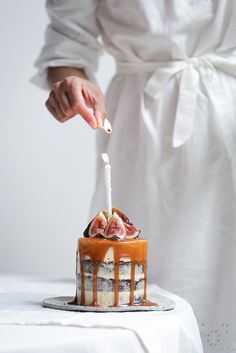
left=0, top=274, right=203, bottom=353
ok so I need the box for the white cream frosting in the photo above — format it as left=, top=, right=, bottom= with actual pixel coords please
left=77, top=289, right=144, bottom=306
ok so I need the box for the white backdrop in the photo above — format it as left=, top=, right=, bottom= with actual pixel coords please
left=0, top=0, right=115, bottom=277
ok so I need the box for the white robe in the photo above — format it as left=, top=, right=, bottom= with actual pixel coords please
left=33, top=1, right=236, bottom=352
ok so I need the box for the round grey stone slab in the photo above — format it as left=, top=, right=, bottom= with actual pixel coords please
left=43, top=294, right=175, bottom=312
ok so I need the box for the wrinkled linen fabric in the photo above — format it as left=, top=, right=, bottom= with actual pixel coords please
left=0, top=275, right=203, bottom=353
left=32, top=1, right=236, bottom=352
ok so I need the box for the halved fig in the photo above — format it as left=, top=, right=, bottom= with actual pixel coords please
left=104, top=212, right=126, bottom=240
left=124, top=223, right=141, bottom=239
left=112, top=207, right=133, bottom=225
left=85, top=212, right=107, bottom=238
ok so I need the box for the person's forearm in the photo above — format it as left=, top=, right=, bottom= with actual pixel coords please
left=47, top=66, right=88, bottom=87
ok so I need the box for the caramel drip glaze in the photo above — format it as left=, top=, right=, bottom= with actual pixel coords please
left=77, top=237, right=153, bottom=307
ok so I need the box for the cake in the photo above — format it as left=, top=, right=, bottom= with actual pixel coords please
left=75, top=208, right=152, bottom=307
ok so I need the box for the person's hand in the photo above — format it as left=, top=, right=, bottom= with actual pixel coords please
left=45, top=75, right=106, bottom=129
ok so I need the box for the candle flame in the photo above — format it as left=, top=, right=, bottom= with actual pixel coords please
left=102, top=153, right=110, bottom=164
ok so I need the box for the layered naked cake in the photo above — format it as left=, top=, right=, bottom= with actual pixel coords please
left=76, top=237, right=147, bottom=306
left=75, top=208, right=153, bottom=307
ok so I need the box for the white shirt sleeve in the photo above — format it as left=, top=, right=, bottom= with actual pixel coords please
left=31, top=0, right=103, bottom=90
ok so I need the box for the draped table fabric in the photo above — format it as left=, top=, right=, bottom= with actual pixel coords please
left=0, top=274, right=203, bottom=353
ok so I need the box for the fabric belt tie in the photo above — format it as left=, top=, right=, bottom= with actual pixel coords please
left=117, top=54, right=236, bottom=157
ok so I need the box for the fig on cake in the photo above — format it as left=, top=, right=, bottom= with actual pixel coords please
left=84, top=208, right=141, bottom=240
left=83, top=211, right=107, bottom=238
left=104, top=212, right=126, bottom=240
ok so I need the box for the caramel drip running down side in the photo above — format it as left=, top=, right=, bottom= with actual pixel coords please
left=78, top=238, right=148, bottom=307
left=93, top=262, right=98, bottom=306
left=129, top=261, right=135, bottom=305
left=114, top=261, right=119, bottom=306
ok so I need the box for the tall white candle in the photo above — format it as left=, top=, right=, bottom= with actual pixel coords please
left=101, top=153, right=112, bottom=217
